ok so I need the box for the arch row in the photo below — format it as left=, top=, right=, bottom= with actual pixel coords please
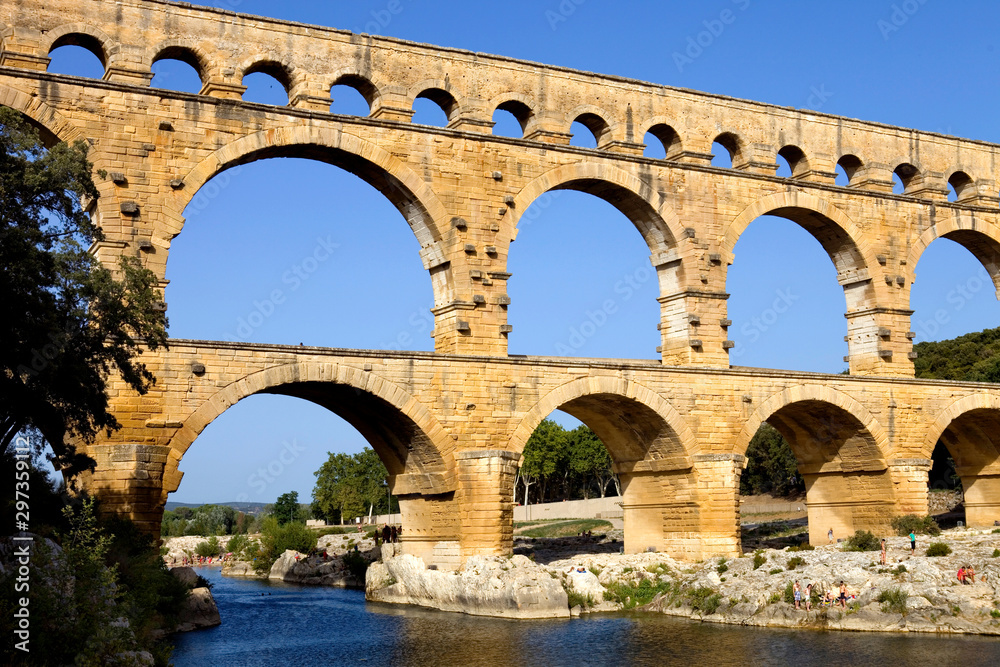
left=13, top=17, right=993, bottom=207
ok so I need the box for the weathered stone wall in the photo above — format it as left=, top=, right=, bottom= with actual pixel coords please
left=3, top=0, right=999, bottom=566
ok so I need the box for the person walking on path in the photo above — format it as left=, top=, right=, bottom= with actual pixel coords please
left=793, top=580, right=801, bottom=610
left=909, top=531, right=916, bottom=555
left=828, top=528, right=834, bottom=544
left=880, top=538, right=887, bottom=565
left=804, top=583, right=812, bottom=612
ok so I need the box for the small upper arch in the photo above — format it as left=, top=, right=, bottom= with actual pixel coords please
left=409, top=82, right=460, bottom=125
left=948, top=170, right=976, bottom=202
left=777, top=144, right=809, bottom=178
left=330, top=72, right=381, bottom=111
left=45, top=23, right=115, bottom=71
left=489, top=92, right=536, bottom=137
left=893, top=162, right=921, bottom=194
left=836, top=154, right=864, bottom=186
left=568, top=104, right=612, bottom=146
left=712, top=131, right=743, bottom=168
left=151, top=40, right=209, bottom=84
left=640, top=118, right=683, bottom=159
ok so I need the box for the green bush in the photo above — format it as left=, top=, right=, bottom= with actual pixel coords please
left=890, top=514, right=941, bottom=537
left=843, top=530, right=881, bottom=552
left=786, top=556, right=805, bottom=570
left=877, top=587, right=908, bottom=615
left=991, top=609, right=1000, bottom=619
left=783, top=581, right=795, bottom=604
left=752, top=551, right=766, bottom=570
left=787, top=543, right=814, bottom=552
left=686, top=587, right=722, bottom=615
left=768, top=568, right=783, bottom=575
left=195, top=535, right=221, bottom=558
left=226, top=533, right=250, bottom=556
left=716, top=558, right=729, bottom=575
left=251, top=517, right=319, bottom=572
left=343, top=550, right=369, bottom=579
left=925, top=542, right=952, bottom=557
left=992, top=548, right=1000, bottom=558
left=604, top=578, right=674, bottom=609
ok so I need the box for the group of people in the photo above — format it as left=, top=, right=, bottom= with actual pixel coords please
left=957, top=565, right=977, bottom=584
left=377, top=523, right=401, bottom=545
left=793, top=580, right=855, bottom=611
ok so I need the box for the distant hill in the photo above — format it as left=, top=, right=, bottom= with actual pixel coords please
left=165, top=500, right=269, bottom=514
left=913, top=326, right=1000, bottom=381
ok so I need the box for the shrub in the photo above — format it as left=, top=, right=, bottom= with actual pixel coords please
left=787, top=543, right=814, bottom=552
left=843, top=530, right=880, bottom=552
left=686, top=587, right=722, bottom=615
left=991, top=609, right=1000, bottom=619
left=992, top=548, right=1000, bottom=558
left=752, top=551, right=766, bottom=570
left=925, top=542, right=952, bottom=557
left=251, top=517, right=319, bottom=572
left=342, top=550, right=369, bottom=579
left=786, top=556, right=805, bottom=570
left=768, top=568, right=783, bottom=575
left=877, top=587, right=908, bottom=615
left=227, top=533, right=249, bottom=556
left=195, top=535, right=221, bottom=558
left=604, top=578, right=674, bottom=609
left=716, top=558, right=729, bottom=575
left=782, top=581, right=795, bottom=604
left=891, top=514, right=941, bottom=537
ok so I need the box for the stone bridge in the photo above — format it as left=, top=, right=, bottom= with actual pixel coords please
left=3, top=0, right=1000, bottom=567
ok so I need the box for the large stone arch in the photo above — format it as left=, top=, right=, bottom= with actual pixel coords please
left=165, top=361, right=456, bottom=499
left=736, top=383, right=895, bottom=543
left=173, top=125, right=452, bottom=285
left=0, top=82, right=86, bottom=144
left=922, top=393, right=1000, bottom=526
left=510, top=162, right=685, bottom=258
left=907, top=212, right=1000, bottom=296
left=508, top=375, right=696, bottom=467
left=508, top=376, right=699, bottom=555
left=42, top=22, right=117, bottom=67
left=736, top=383, right=890, bottom=464
left=723, top=190, right=884, bottom=303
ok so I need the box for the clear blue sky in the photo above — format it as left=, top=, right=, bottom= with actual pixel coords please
left=46, top=1, right=1000, bottom=505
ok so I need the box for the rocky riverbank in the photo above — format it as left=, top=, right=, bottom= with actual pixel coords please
left=366, top=527, right=1000, bottom=633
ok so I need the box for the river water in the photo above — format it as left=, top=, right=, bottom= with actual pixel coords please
left=171, top=568, right=1000, bottom=666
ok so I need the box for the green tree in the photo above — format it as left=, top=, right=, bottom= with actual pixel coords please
left=518, top=419, right=569, bottom=504
left=272, top=491, right=302, bottom=525
left=0, top=107, right=167, bottom=468
left=740, top=423, right=804, bottom=497
left=311, top=448, right=389, bottom=523
left=567, top=425, right=616, bottom=498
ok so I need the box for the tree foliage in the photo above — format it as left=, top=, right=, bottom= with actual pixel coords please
left=160, top=504, right=252, bottom=537
left=0, top=107, right=167, bottom=469
left=516, top=419, right=618, bottom=504
left=311, top=448, right=392, bottom=523
left=740, top=423, right=804, bottom=497
left=912, top=326, right=1000, bottom=381
left=272, top=491, right=307, bottom=525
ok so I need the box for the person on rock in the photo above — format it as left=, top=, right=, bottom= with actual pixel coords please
left=828, top=528, right=834, bottom=544
left=838, top=581, right=848, bottom=608
left=967, top=565, right=976, bottom=583
left=880, top=538, right=887, bottom=565
left=909, top=531, right=916, bottom=555
left=382, top=523, right=391, bottom=545
left=793, top=580, right=801, bottom=609
left=958, top=566, right=966, bottom=584
left=804, top=583, right=813, bottom=612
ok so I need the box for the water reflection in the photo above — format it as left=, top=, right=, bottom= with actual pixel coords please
left=172, top=568, right=1000, bottom=667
